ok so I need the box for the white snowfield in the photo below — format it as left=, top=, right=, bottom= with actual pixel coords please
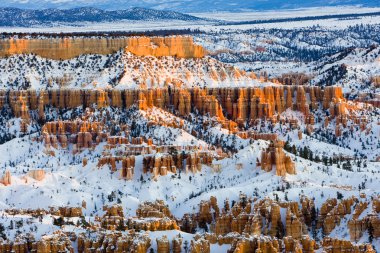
left=0, top=107, right=378, bottom=247
left=0, top=7, right=379, bottom=33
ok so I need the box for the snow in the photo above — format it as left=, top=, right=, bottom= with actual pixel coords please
left=191, top=7, right=380, bottom=22
left=0, top=7, right=378, bottom=248
left=0, top=105, right=378, bottom=242
left=0, top=7, right=379, bottom=33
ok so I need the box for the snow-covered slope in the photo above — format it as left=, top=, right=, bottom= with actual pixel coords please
left=309, top=45, right=380, bottom=93
left=0, top=51, right=273, bottom=89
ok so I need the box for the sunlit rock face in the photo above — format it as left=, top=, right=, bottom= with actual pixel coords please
left=0, top=86, right=347, bottom=119
left=0, top=38, right=129, bottom=60
left=0, top=170, right=11, bottom=186
left=77, top=231, right=151, bottom=253
left=0, top=36, right=206, bottom=60
left=259, top=140, right=296, bottom=176
left=0, top=86, right=363, bottom=140
left=27, top=170, right=46, bottom=181
left=125, top=36, right=206, bottom=58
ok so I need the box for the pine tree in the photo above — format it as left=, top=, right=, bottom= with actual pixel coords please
left=368, top=222, right=374, bottom=243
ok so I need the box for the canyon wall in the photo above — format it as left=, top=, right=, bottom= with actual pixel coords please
left=0, top=86, right=355, bottom=136
left=0, top=36, right=206, bottom=60
left=0, top=86, right=347, bottom=122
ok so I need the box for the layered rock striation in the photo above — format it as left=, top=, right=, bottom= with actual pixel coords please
left=0, top=86, right=350, bottom=125
left=0, top=36, right=206, bottom=60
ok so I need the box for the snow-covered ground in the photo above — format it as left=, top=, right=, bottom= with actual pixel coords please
left=0, top=106, right=378, bottom=242
left=0, top=7, right=379, bottom=33
left=190, top=6, right=380, bottom=22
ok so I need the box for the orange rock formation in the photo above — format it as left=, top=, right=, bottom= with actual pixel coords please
left=259, top=140, right=296, bottom=176
left=0, top=36, right=206, bottom=60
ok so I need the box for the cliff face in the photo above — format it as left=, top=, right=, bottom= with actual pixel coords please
left=0, top=36, right=205, bottom=60
left=1, top=86, right=349, bottom=125
left=125, top=36, right=206, bottom=58
left=0, top=38, right=129, bottom=60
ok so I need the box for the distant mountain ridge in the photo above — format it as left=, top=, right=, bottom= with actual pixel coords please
left=0, top=7, right=203, bottom=27
left=0, top=0, right=379, bottom=13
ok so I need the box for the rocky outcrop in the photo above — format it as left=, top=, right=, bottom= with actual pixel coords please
left=323, top=86, right=345, bottom=110
left=0, top=234, right=34, bottom=253
left=127, top=217, right=178, bottom=231
left=8, top=91, right=30, bottom=132
left=322, top=237, right=375, bottom=253
left=238, top=131, right=278, bottom=141
left=258, top=140, right=296, bottom=176
left=316, top=197, right=355, bottom=235
left=0, top=37, right=128, bottom=60
left=49, top=206, right=82, bottom=217
left=228, top=236, right=281, bottom=253
left=143, top=154, right=179, bottom=179
left=121, top=156, right=135, bottom=180
left=347, top=197, right=380, bottom=241
left=1, top=197, right=379, bottom=253
left=190, top=238, right=210, bottom=253
left=77, top=231, right=151, bottom=253
left=0, top=232, right=75, bottom=253
left=157, top=235, right=170, bottom=253
left=180, top=213, right=198, bottom=234
left=193, top=88, right=225, bottom=120
left=27, top=169, right=46, bottom=181
left=206, top=195, right=252, bottom=236
left=143, top=151, right=212, bottom=178
left=104, top=205, right=124, bottom=217
left=32, top=232, right=74, bottom=253
left=100, top=205, right=125, bottom=230
left=0, top=170, right=11, bottom=186
left=0, top=90, right=6, bottom=109
left=172, top=235, right=183, bottom=253
left=97, top=155, right=135, bottom=180
left=41, top=120, right=106, bottom=152
left=136, top=200, right=173, bottom=219
left=180, top=196, right=378, bottom=253
left=285, top=206, right=307, bottom=240
left=198, top=196, right=220, bottom=228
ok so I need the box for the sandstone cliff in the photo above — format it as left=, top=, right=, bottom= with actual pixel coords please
left=0, top=36, right=206, bottom=60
